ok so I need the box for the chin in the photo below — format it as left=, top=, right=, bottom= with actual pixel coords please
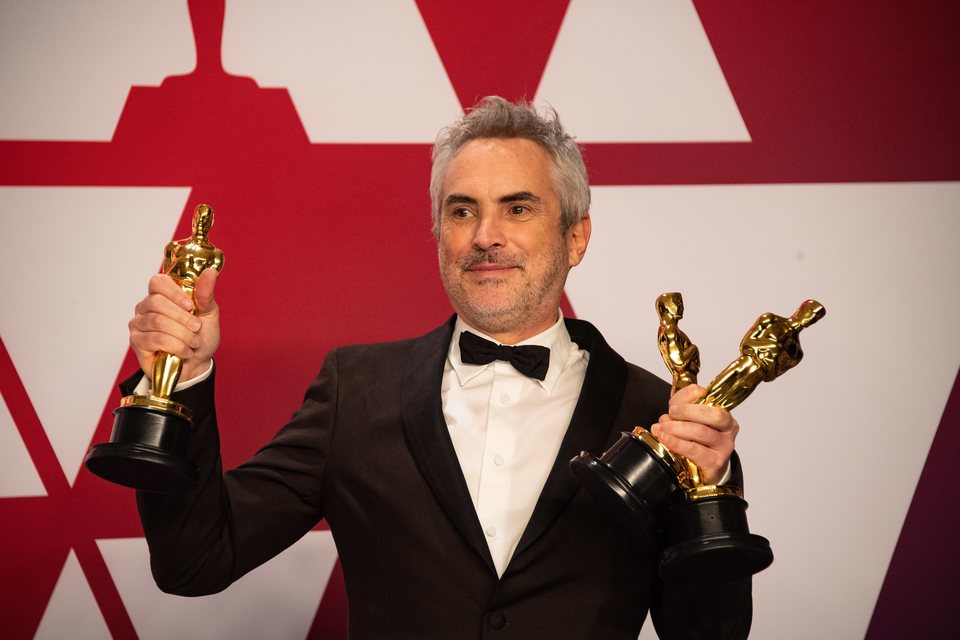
left=461, top=301, right=527, bottom=333
left=466, top=293, right=519, bottom=316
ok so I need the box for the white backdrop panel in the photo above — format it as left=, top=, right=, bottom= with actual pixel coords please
left=222, top=0, right=462, bottom=143
left=537, top=0, right=749, bottom=142
left=0, top=0, right=194, bottom=140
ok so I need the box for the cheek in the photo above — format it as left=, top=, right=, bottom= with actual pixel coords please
left=440, top=242, right=459, bottom=265
left=438, top=235, right=466, bottom=269
left=439, top=225, right=469, bottom=252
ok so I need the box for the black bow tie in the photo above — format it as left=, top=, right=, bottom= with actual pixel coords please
left=458, top=331, right=550, bottom=381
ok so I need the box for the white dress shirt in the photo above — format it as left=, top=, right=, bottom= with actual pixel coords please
left=442, top=314, right=588, bottom=576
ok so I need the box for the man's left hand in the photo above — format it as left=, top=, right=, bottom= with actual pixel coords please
left=651, top=384, right=739, bottom=485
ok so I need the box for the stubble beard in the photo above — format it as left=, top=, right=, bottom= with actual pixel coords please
left=439, top=240, right=570, bottom=338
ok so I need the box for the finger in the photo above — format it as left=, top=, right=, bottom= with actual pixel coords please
left=129, top=311, right=202, bottom=349
left=147, top=273, right=193, bottom=311
left=134, top=293, right=202, bottom=333
left=668, top=401, right=737, bottom=433
left=654, top=418, right=727, bottom=449
left=651, top=424, right=731, bottom=479
left=670, top=384, right=706, bottom=405
left=130, top=328, right=196, bottom=361
left=651, top=428, right=722, bottom=465
left=193, top=268, right=219, bottom=316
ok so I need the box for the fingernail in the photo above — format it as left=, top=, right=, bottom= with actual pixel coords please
left=189, top=318, right=201, bottom=331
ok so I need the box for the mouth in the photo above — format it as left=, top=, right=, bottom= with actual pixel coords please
left=464, top=262, right=521, bottom=281
left=468, top=263, right=517, bottom=273
left=455, top=252, right=524, bottom=281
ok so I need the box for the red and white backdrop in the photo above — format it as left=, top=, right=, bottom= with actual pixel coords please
left=1, top=1, right=957, bottom=638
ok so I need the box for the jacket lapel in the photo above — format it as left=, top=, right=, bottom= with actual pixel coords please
left=400, top=317, right=497, bottom=574
left=512, top=318, right=628, bottom=560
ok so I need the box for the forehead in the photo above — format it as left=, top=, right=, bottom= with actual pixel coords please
left=442, top=138, right=555, bottom=199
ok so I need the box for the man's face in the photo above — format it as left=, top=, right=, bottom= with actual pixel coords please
left=437, top=137, right=590, bottom=342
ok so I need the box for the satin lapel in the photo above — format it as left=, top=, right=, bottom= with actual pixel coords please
left=400, top=317, right=497, bottom=574
left=512, top=319, right=628, bottom=559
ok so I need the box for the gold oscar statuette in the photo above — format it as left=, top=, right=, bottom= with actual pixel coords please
left=85, top=203, right=224, bottom=492
left=571, top=293, right=825, bottom=583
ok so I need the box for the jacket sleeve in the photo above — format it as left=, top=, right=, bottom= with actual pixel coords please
left=134, top=350, right=338, bottom=595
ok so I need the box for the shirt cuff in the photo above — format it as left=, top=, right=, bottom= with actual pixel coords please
left=718, top=460, right=733, bottom=486
left=132, top=360, right=214, bottom=396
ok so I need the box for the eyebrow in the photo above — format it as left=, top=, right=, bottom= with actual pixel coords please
left=443, top=191, right=543, bottom=208
left=444, top=194, right=478, bottom=207
left=499, top=191, right=541, bottom=204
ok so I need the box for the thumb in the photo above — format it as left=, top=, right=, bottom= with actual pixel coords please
left=193, top=268, right=219, bottom=316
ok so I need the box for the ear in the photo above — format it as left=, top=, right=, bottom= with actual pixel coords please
left=566, top=214, right=591, bottom=267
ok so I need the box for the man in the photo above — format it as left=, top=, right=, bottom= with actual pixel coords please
left=128, top=97, right=751, bottom=638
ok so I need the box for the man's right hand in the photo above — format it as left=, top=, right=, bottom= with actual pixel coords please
left=129, top=268, right=221, bottom=384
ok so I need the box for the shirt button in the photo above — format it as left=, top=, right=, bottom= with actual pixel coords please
left=493, top=454, right=504, bottom=466
left=485, top=526, right=497, bottom=537
left=500, top=393, right=511, bottom=405
left=488, top=611, right=507, bottom=630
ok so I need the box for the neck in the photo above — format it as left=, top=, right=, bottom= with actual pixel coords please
left=464, top=312, right=560, bottom=345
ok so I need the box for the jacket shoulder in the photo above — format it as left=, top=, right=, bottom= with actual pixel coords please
left=333, top=319, right=451, bottom=361
left=323, top=319, right=454, bottom=383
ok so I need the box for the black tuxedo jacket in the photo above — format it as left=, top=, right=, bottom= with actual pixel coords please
left=135, top=317, right=751, bottom=639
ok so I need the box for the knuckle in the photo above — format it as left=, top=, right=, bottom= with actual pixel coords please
left=156, top=334, right=178, bottom=354
left=141, top=311, right=163, bottom=331
left=143, top=293, right=163, bottom=311
left=148, top=274, right=166, bottom=291
left=691, top=424, right=713, bottom=445
left=136, top=332, right=159, bottom=352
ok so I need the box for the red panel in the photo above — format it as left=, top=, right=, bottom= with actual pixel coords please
left=865, top=371, right=960, bottom=639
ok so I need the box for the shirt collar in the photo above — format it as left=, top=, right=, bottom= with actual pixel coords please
left=448, top=313, right=585, bottom=393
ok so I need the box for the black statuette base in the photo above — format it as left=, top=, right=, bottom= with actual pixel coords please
left=85, top=404, right=197, bottom=493
left=659, top=495, right=773, bottom=584
left=570, top=431, right=682, bottom=547
left=571, top=430, right=775, bottom=584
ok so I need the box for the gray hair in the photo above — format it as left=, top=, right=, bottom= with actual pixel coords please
left=430, top=96, right=590, bottom=238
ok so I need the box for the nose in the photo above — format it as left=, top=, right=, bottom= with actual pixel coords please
left=472, top=213, right=506, bottom=251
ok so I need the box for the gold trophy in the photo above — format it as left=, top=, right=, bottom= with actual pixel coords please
left=571, top=293, right=825, bottom=583
left=85, top=204, right=224, bottom=492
